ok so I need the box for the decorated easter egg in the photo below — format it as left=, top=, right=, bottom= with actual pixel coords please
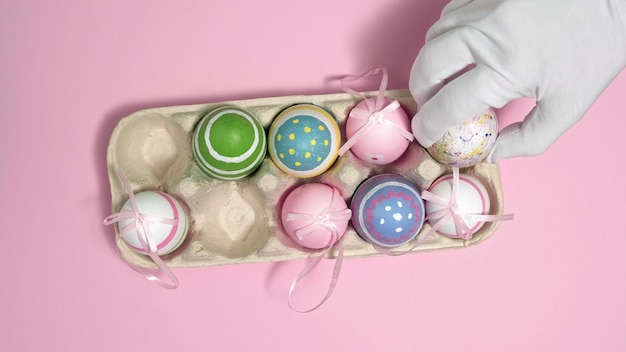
left=268, top=104, right=340, bottom=178
left=424, top=173, right=491, bottom=238
left=345, top=97, right=412, bottom=165
left=427, top=109, right=498, bottom=168
left=280, top=183, right=351, bottom=250
left=193, top=106, right=266, bottom=180
left=117, top=191, right=189, bottom=256
left=350, top=174, right=425, bottom=248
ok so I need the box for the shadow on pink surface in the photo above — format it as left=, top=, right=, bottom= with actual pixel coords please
left=351, top=0, right=446, bottom=89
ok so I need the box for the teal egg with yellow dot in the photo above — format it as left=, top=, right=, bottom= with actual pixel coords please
left=268, top=104, right=340, bottom=178
left=193, top=106, right=266, bottom=180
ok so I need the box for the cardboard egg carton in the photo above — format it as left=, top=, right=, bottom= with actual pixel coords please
left=106, top=89, right=506, bottom=268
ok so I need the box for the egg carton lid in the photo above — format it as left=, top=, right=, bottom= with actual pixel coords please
left=105, top=89, right=507, bottom=268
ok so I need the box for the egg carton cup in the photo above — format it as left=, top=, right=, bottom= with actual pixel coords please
left=106, top=89, right=506, bottom=269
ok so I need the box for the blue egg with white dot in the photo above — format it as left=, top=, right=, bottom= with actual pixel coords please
left=351, top=174, right=425, bottom=248
left=268, top=104, right=341, bottom=178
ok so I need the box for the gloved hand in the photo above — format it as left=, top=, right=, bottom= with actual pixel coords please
left=410, top=0, right=626, bottom=162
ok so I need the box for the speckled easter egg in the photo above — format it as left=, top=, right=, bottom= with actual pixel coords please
left=345, top=97, right=412, bottom=165
left=118, top=191, right=189, bottom=256
left=425, top=173, right=491, bottom=238
left=427, top=109, right=498, bottom=168
left=268, top=104, right=340, bottom=178
left=280, top=183, right=350, bottom=250
left=350, top=174, right=425, bottom=248
left=193, top=106, right=266, bottom=180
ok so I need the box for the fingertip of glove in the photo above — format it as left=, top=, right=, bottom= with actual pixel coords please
left=411, top=112, right=437, bottom=148
left=485, top=145, right=500, bottom=164
left=485, top=127, right=523, bottom=163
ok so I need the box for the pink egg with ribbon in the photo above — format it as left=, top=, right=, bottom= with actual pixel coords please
left=280, top=183, right=351, bottom=250
left=117, top=191, right=189, bottom=256
left=341, top=97, right=413, bottom=165
left=424, top=173, right=490, bottom=239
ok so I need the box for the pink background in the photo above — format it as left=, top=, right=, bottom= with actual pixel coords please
left=2, top=0, right=625, bottom=351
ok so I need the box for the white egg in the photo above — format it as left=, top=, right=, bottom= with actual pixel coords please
left=425, top=173, right=491, bottom=238
left=118, top=191, right=188, bottom=256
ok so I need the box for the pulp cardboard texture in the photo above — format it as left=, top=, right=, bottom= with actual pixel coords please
left=106, top=89, right=506, bottom=268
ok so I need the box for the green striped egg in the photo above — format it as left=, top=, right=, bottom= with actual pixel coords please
left=193, top=106, right=266, bottom=180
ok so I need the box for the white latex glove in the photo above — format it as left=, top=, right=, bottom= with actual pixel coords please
left=410, top=0, right=626, bottom=162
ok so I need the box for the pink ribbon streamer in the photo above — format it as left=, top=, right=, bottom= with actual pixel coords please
left=376, top=166, right=514, bottom=256
left=337, top=67, right=414, bottom=156
left=103, top=170, right=179, bottom=289
left=285, top=187, right=352, bottom=313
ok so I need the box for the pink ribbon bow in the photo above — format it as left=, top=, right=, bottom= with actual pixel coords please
left=103, top=170, right=179, bottom=289
left=285, top=186, right=352, bottom=313
left=337, top=67, right=414, bottom=156
left=285, top=207, right=353, bottom=242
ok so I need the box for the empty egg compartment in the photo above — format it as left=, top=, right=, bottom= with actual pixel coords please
left=106, top=89, right=506, bottom=268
